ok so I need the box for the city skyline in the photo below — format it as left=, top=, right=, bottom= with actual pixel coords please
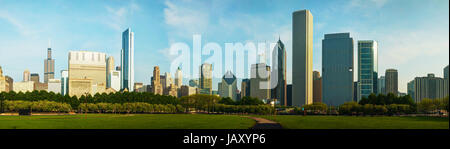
left=0, top=0, right=449, bottom=92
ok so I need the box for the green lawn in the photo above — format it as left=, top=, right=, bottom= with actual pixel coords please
left=256, top=115, right=449, bottom=129
left=0, top=114, right=255, bottom=129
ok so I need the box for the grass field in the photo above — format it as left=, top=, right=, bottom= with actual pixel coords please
left=257, top=115, right=449, bottom=129
left=0, top=114, right=255, bottom=129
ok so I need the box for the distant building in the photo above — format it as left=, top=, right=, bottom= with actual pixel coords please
left=151, top=66, right=163, bottom=95
left=241, top=79, right=251, bottom=98
left=0, top=66, right=5, bottom=92
left=31, top=73, right=47, bottom=91
left=47, top=79, right=61, bottom=94
left=179, top=85, right=198, bottom=97
left=444, top=65, right=449, bottom=80
left=44, top=46, right=55, bottom=83
left=108, top=70, right=120, bottom=91
left=385, top=69, right=398, bottom=95
left=357, top=40, right=378, bottom=101
left=414, top=73, right=449, bottom=102
left=30, top=73, right=40, bottom=84
left=353, top=82, right=359, bottom=102
left=313, top=71, right=322, bottom=103
left=5, top=76, right=13, bottom=92
left=106, top=56, right=115, bottom=88
left=60, top=70, right=69, bottom=95
left=13, top=81, right=34, bottom=93
left=175, top=67, right=183, bottom=88
left=121, top=28, right=135, bottom=91
left=164, top=84, right=178, bottom=97
left=407, top=80, right=415, bottom=100
left=292, top=9, right=313, bottom=107
left=250, top=63, right=271, bottom=102
left=134, top=82, right=144, bottom=92
left=219, top=71, right=237, bottom=100
left=161, top=72, right=173, bottom=90
left=322, top=33, right=353, bottom=106
left=271, top=39, right=287, bottom=106
left=287, top=84, right=292, bottom=106
left=199, top=63, right=212, bottom=94
left=189, top=79, right=199, bottom=87
left=378, top=76, right=386, bottom=95
left=23, top=69, right=30, bottom=82
left=68, top=51, right=107, bottom=97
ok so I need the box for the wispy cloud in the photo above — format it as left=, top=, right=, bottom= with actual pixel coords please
left=103, top=1, right=141, bottom=32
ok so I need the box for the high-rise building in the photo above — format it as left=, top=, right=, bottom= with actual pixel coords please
left=161, top=72, right=173, bottom=90
left=199, top=63, right=212, bottom=94
left=353, top=82, right=359, bottom=102
left=175, top=67, right=183, bottom=88
left=378, top=76, right=386, bottom=95
left=151, top=66, right=163, bottom=95
left=106, top=56, right=115, bottom=88
left=414, top=73, right=449, bottom=102
left=0, top=66, right=5, bottom=92
left=272, top=39, right=287, bottom=106
left=68, top=51, right=107, bottom=97
left=444, top=65, right=449, bottom=80
left=357, top=40, right=378, bottom=101
left=134, top=82, right=144, bottom=92
left=219, top=71, right=237, bottom=100
left=179, top=85, right=198, bottom=97
left=189, top=79, right=199, bottom=87
left=30, top=73, right=39, bottom=84
left=23, top=69, right=30, bottom=82
left=109, top=70, right=120, bottom=91
left=4, top=76, right=13, bottom=92
left=44, top=46, right=55, bottom=83
left=385, top=69, right=398, bottom=95
left=47, top=79, right=61, bottom=94
left=250, top=63, right=271, bottom=102
left=241, top=79, right=251, bottom=98
left=30, top=73, right=47, bottom=91
left=292, top=10, right=313, bottom=107
left=286, top=84, right=292, bottom=106
left=60, top=70, right=68, bottom=95
left=407, top=80, right=415, bottom=100
left=121, top=28, right=134, bottom=91
left=313, top=71, right=322, bottom=103
left=322, top=33, right=354, bottom=106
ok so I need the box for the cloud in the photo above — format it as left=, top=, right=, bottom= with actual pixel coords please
left=103, top=1, right=141, bottom=32
left=0, top=11, right=41, bottom=38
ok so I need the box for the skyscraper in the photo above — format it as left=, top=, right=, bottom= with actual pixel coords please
left=0, top=66, right=6, bottom=92
left=151, top=66, right=163, bottom=95
left=175, top=67, right=183, bottom=88
left=23, top=69, right=30, bottom=82
left=385, top=69, right=398, bottom=95
left=219, top=71, right=237, bottom=100
left=199, top=63, right=212, bottom=94
left=322, top=33, right=354, bottom=106
left=292, top=9, right=313, bottom=107
left=60, top=70, right=68, bottom=95
left=44, top=46, right=55, bottom=83
left=68, top=51, right=107, bottom=97
left=250, top=63, right=271, bottom=102
left=106, top=56, right=115, bottom=88
left=313, top=71, right=322, bottom=103
left=357, top=40, right=378, bottom=101
left=272, top=39, right=287, bottom=106
left=241, top=79, right=251, bottom=98
left=444, top=65, right=449, bottom=80
left=121, top=28, right=134, bottom=91
left=378, top=76, right=386, bottom=95
left=407, top=80, right=415, bottom=100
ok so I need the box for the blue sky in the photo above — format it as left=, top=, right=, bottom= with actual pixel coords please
left=0, top=0, right=448, bottom=92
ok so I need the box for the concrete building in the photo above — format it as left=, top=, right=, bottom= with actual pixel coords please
left=106, top=56, right=115, bottom=88
left=189, top=79, right=199, bottom=87
left=272, top=39, right=287, bottom=105
left=151, top=66, right=163, bottom=95
left=68, top=51, right=107, bottom=97
left=164, top=84, right=178, bottom=97
left=60, top=70, right=68, bottom=95
left=199, top=63, right=212, bottom=94
left=47, top=79, right=61, bottom=94
left=313, top=71, right=322, bottom=103
left=161, top=72, right=173, bottom=90
left=179, top=85, right=198, bottom=97
left=0, top=66, right=5, bottom=92
left=292, top=10, right=313, bottom=107
left=175, top=67, right=182, bottom=88
left=385, top=69, right=398, bottom=95
left=219, top=71, right=238, bottom=100
left=378, top=76, right=386, bottom=95
left=241, top=79, right=251, bottom=98
left=13, top=81, right=34, bottom=93
left=121, top=28, right=135, bottom=91
left=444, top=65, right=449, bottom=80
left=250, top=63, right=271, bottom=102
left=44, top=46, right=55, bottom=83
left=108, top=70, right=120, bottom=91
left=414, top=73, right=449, bottom=102
left=30, top=73, right=39, bottom=84
left=357, top=40, right=378, bottom=101
left=23, top=69, right=30, bottom=82
left=30, top=73, right=47, bottom=91
left=322, top=33, right=354, bottom=106
left=134, top=82, right=144, bottom=92
left=407, top=80, right=415, bottom=100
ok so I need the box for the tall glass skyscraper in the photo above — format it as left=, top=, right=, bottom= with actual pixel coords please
left=322, top=33, right=354, bottom=106
left=357, top=40, right=378, bottom=101
left=272, top=39, right=287, bottom=106
left=121, top=28, right=134, bottom=91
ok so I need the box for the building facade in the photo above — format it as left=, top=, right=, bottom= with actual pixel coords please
left=106, top=56, right=115, bottom=88
left=61, top=70, right=68, bottom=95
left=47, top=79, right=61, bottom=94
left=199, top=63, right=212, bottom=94
left=414, top=73, right=449, bottom=102
left=292, top=10, right=313, bottom=107
left=357, top=40, right=378, bottom=101
left=272, top=39, right=287, bottom=105
left=313, top=71, right=322, bottom=103
left=241, top=79, right=251, bottom=98
left=68, top=51, right=107, bottom=97
left=179, top=85, right=198, bottom=97
left=23, top=69, right=30, bottom=82
left=407, top=80, right=415, bottom=100
left=13, top=81, right=34, bottom=93
left=121, top=28, right=135, bottom=91
left=109, top=70, right=120, bottom=91
left=385, top=69, right=398, bottom=95
left=219, top=71, right=238, bottom=100
left=378, top=76, right=386, bottom=95
left=175, top=67, right=182, bottom=88
left=250, top=63, right=271, bottom=102
left=322, top=33, right=354, bottom=106
left=152, top=66, right=163, bottom=95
